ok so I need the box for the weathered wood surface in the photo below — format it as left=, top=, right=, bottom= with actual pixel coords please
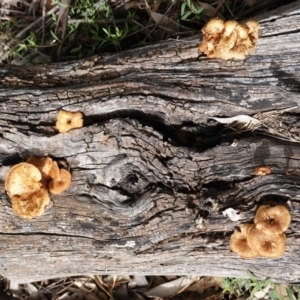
left=0, top=1, right=300, bottom=283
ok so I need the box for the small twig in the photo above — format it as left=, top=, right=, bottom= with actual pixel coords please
left=15, top=5, right=59, bottom=39
left=211, top=0, right=226, bottom=18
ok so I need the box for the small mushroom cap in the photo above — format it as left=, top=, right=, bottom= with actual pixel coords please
left=223, top=20, right=238, bottom=36
left=254, top=166, right=272, bottom=176
left=11, top=188, right=50, bottom=219
left=202, top=18, right=224, bottom=36
left=26, top=156, right=54, bottom=181
left=49, top=161, right=60, bottom=179
left=245, top=20, right=260, bottom=41
left=215, top=30, right=238, bottom=59
left=230, top=224, right=258, bottom=259
left=5, top=163, right=42, bottom=197
left=56, top=110, right=83, bottom=133
left=49, top=169, right=72, bottom=195
left=235, top=25, right=255, bottom=54
left=254, top=205, right=291, bottom=235
left=247, top=225, right=286, bottom=258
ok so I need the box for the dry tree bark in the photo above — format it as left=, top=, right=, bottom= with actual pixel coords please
left=0, top=1, right=300, bottom=283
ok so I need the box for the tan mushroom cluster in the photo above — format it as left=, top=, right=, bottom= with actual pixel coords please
left=199, top=19, right=260, bottom=60
left=230, top=205, right=291, bottom=259
left=5, top=157, right=72, bottom=219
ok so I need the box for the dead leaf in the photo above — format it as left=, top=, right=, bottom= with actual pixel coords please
left=197, top=1, right=224, bottom=19
left=186, top=277, right=222, bottom=293
left=254, top=166, right=272, bottom=176
left=92, top=275, right=112, bottom=298
left=104, top=275, right=130, bottom=286
left=124, top=0, right=146, bottom=10
left=55, top=0, right=70, bottom=40
left=128, top=276, right=149, bottom=288
left=210, top=115, right=261, bottom=131
left=150, top=11, right=178, bottom=33
left=144, top=276, right=198, bottom=298
left=276, top=284, right=290, bottom=300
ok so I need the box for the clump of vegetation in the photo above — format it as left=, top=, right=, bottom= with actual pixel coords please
left=0, top=0, right=273, bottom=64
left=222, top=271, right=300, bottom=300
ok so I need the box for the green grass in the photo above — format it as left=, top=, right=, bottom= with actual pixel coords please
left=222, top=271, right=300, bottom=300
left=0, top=0, right=253, bottom=64
left=0, top=1, right=289, bottom=63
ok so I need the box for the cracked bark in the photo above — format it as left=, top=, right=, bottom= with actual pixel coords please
left=0, top=1, right=300, bottom=283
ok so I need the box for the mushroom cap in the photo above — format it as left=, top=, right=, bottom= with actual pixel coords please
left=235, top=25, right=255, bottom=54
left=49, top=161, right=60, bottom=179
left=5, top=163, right=42, bottom=197
left=11, top=188, right=50, bottom=219
left=247, top=225, right=286, bottom=258
left=254, top=166, right=272, bottom=176
left=26, top=156, right=54, bottom=181
left=223, top=20, right=238, bottom=36
left=235, top=24, right=249, bottom=39
left=49, top=168, right=72, bottom=195
left=230, top=224, right=258, bottom=258
left=56, top=110, right=83, bottom=133
left=215, top=30, right=238, bottom=59
left=254, top=205, right=291, bottom=235
left=245, top=20, right=260, bottom=41
left=202, top=18, right=224, bottom=36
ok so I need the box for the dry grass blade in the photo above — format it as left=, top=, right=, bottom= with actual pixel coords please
left=52, top=0, right=70, bottom=60
left=92, top=275, right=112, bottom=298
left=150, top=11, right=178, bottom=33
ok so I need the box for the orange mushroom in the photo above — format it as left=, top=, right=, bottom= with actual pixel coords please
left=245, top=20, right=260, bottom=41
left=254, top=205, right=291, bottom=235
left=56, top=110, right=83, bottom=133
left=49, top=161, right=60, bottom=179
left=6, top=157, right=72, bottom=218
left=5, top=163, right=42, bottom=197
left=26, top=156, right=55, bottom=181
left=199, top=18, right=260, bottom=60
left=11, top=188, right=50, bottom=219
left=5, top=162, right=52, bottom=219
left=49, top=168, right=72, bottom=195
left=247, top=225, right=286, bottom=259
left=229, top=204, right=291, bottom=259
left=254, top=166, right=272, bottom=176
left=230, top=224, right=258, bottom=259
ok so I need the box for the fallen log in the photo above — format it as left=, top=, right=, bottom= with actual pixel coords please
left=0, top=1, right=300, bottom=283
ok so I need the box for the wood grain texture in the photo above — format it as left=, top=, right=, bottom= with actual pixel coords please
left=0, top=1, right=300, bottom=283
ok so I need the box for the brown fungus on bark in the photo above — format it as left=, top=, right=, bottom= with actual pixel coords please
left=11, top=189, right=50, bottom=219
left=49, top=168, right=72, bottom=195
left=254, top=205, right=291, bottom=235
left=5, top=163, right=50, bottom=219
left=199, top=18, right=260, bottom=60
left=27, top=156, right=55, bottom=182
left=247, top=225, right=286, bottom=259
left=5, top=163, right=42, bottom=197
left=254, top=166, right=272, bottom=176
left=230, top=224, right=258, bottom=259
left=56, top=110, right=83, bottom=133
